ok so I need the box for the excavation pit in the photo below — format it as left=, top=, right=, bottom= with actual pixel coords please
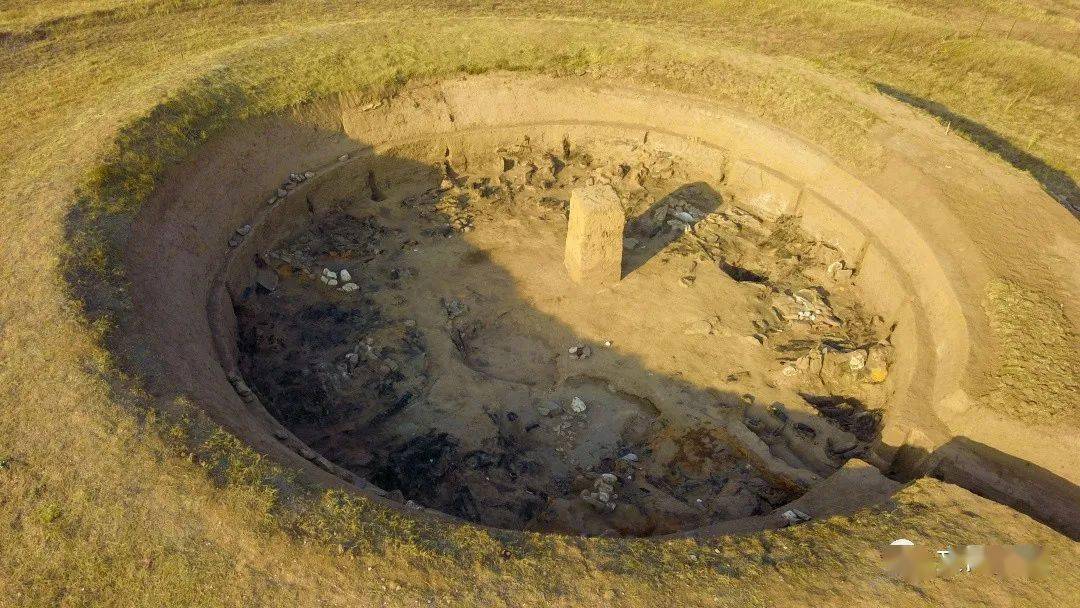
left=230, top=132, right=897, bottom=536
left=117, top=74, right=1079, bottom=540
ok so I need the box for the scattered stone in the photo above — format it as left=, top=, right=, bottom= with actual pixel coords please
left=673, top=210, right=695, bottom=224
left=444, top=299, right=468, bottom=319
left=339, top=268, right=352, bottom=282
left=581, top=474, right=620, bottom=512
left=568, top=344, right=592, bottom=360
left=581, top=489, right=616, bottom=512
left=765, top=403, right=788, bottom=424
left=276, top=188, right=288, bottom=197
left=772, top=289, right=840, bottom=326
left=537, top=401, right=563, bottom=418
left=338, top=154, right=349, bottom=162
left=570, top=396, right=587, bottom=413
left=779, top=508, right=811, bottom=526
left=236, top=224, right=252, bottom=236
left=827, top=260, right=855, bottom=281
left=322, top=268, right=338, bottom=280
left=603, top=340, right=613, bottom=347
left=668, top=219, right=692, bottom=232
left=848, top=349, right=868, bottom=371
left=228, top=234, right=243, bottom=248
left=620, top=452, right=638, bottom=462
left=341, top=282, right=359, bottom=292
left=304, top=171, right=315, bottom=180
left=680, top=275, right=696, bottom=287
left=865, top=344, right=891, bottom=383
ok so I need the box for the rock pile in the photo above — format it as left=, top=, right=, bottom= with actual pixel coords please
left=581, top=472, right=619, bottom=512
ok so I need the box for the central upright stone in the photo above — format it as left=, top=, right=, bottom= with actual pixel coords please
left=564, top=185, right=624, bottom=285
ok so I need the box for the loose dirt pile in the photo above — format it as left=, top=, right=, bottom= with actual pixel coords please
left=234, top=136, right=896, bottom=535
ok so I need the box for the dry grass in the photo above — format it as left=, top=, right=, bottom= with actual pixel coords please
left=1, top=1, right=1078, bottom=606
left=983, top=280, right=1080, bottom=425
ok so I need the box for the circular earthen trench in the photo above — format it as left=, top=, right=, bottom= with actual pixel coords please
left=120, top=74, right=1077, bottom=538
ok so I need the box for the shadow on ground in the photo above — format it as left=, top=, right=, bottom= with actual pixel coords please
left=875, top=83, right=1079, bottom=217
left=622, top=181, right=722, bottom=277
left=892, top=436, right=1080, bottom=540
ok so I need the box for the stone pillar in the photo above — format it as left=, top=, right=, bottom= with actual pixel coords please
left=564, top=185, right=624, bottom=285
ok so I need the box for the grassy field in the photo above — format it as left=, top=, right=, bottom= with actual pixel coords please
left=1, top=1, right=1078, bottom=606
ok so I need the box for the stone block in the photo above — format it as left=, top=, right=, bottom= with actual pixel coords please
left=727, top=159, right=801, bottom=219
left=564, top=185, right=624, bottom=285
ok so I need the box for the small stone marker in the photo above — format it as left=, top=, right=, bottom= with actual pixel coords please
left=570, top=397, right=587, bottom=413
left=564, top=185, right=624, bottom=285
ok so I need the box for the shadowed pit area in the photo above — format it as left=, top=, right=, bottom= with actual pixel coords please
left=230, top=136, right=897, bottom=535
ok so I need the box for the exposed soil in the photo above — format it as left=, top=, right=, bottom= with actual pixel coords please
left=234, top=136, right=895, bottom=535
